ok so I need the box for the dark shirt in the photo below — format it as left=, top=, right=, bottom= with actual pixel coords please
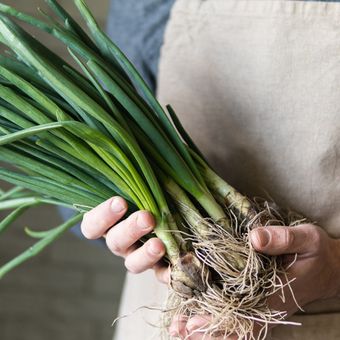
left=106, top=0, right=175, bottom=92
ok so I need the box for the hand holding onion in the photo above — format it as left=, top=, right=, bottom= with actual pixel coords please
left=81, top=196, right=168, bottom=278
left=82, top=206, right=340, bottom=339
left=0, top=2, right=338, bottom=338
left=169, top=224, right=340, bottom=339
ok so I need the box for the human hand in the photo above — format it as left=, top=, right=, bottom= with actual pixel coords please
left=80, top=196, right=169, bottom=281
left=169, top=224, right=340, bottom=339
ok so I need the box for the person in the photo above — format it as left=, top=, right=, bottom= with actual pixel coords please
left=81, top=0, right=340, bottom=339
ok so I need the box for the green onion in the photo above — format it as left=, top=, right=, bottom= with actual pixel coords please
left=0, top=2, right=294, bottom=338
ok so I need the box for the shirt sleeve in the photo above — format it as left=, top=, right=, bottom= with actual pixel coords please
left=106, top=0, right=175, bottom=93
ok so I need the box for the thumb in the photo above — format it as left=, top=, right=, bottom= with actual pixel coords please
left=250, top=225, right=318, bottom=256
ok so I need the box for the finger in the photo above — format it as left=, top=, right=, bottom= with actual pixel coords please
left=186, top=316, right=211, bottom=339
left=250, top=224, right=322, bottom=255
left=172, top=315, right=235, bottom=340
left=106, top=210, right=155, bottom=256
left=169, top=315, right=188, bottom=339
left=153, top=263, right=171, bottom=284
left=124, top=238, right=166, bottom=274
left=81, top=196, right=128, bottom=239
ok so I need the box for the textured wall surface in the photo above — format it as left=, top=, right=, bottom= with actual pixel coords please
left=0, top=1, right=126, bottom=339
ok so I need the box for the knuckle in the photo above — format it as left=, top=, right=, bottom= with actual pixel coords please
left=106, top=237, right=123, bottom=256
left=126, top=225, right=142, bottom=241
left=284, top=228, right=294, bottom=248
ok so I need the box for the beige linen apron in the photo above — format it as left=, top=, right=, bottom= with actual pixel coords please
left=114, top=1, right=340, bottom=339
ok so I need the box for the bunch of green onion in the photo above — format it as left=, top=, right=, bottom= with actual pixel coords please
left=0, top=1, right=290, bottom=338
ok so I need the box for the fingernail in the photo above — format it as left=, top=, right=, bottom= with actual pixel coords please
left=148, top=241, right=162, bottom=256
left=111, top=197, right=126, bottom=213
left=253, top=228, right=270, bottom=248
left=137, top=212, right=152, bottom=230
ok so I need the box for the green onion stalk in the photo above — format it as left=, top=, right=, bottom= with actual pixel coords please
left=0, top=1, right=297, bottom=339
